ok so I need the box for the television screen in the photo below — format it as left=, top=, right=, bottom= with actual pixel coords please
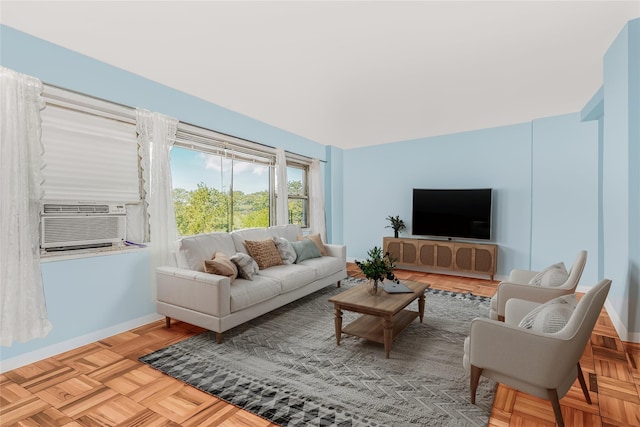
left=412, top=188, right=492, bottom=240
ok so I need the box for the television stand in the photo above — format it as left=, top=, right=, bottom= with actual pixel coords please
left=383, top=237, right=497, bottom=280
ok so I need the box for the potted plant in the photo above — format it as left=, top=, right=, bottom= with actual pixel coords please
left=355, top=246, right=400, bottom=295
left=385, top=215, right=406, bottom=238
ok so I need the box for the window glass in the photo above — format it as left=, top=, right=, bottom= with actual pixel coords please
left=170, top=146, right=271, bottom=235
left=287, top=165, right=308, bottom=227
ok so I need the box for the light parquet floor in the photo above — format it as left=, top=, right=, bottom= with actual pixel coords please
left=1, top=265, right=638, bottom=426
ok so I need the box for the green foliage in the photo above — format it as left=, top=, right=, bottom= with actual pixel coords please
left=173, top=180, right=304, bottom=235
left=355, top=246, right=399, bottom=283
left=385, top=215, right=406, bottom=234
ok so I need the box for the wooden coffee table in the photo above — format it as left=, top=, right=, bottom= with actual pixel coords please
left=328, top=281, right=430, bottom=358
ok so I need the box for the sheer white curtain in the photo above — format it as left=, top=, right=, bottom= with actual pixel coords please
left=136, top=109, right=178, bottom=299
left=309, top=158, right=326, bottom=242
left=0, top=67, right=53, bottom=346
left=275, top=148, right=288, bottom=226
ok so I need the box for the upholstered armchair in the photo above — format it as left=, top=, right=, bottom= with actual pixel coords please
left=464, top=278, right=611, bottom=427
left=489, top=250, right=587, bottom=320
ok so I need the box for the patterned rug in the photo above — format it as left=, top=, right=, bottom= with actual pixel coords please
left=140, top=277, right=496, bottom=426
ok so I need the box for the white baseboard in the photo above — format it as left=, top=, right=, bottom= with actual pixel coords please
left=0, top=313, right=163, bottom=373
left=604, top=299, right=640, bottom=343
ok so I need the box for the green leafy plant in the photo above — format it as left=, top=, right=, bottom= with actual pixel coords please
left=385, top=215, right=406, bottom=238
left=355, top=246, right=400, bottom=284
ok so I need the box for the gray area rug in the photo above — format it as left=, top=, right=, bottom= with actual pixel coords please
left=140, top=277, right=496, bottom=426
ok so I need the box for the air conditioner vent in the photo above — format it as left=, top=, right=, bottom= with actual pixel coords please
left=44, top=204, right=111, bottom=214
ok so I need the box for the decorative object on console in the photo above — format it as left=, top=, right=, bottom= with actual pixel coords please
left=385, top=215, right=406, bottom=238
left=355, top=246, right=399, bottom=295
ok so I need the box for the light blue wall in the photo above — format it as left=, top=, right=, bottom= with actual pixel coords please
left=601, top=18, right=640, bottom=336
left=343, top=123, right=533, bottom=277
left=0, top=25, right=332, bottom=363
left=530, top=113, right=599, bottom=285
left=326, top=145, right=344, bottom=245
left=1, top=250, right=153, bottom=360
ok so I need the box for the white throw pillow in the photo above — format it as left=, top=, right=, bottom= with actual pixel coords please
left=230, top=253, right=259, bottom=280
left=518, top=294, right=577, bottom=333
left=273, top=237, right=297, bottom=264
left=528, top=262, right=569, bottom=287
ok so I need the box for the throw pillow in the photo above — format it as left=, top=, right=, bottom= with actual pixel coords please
left=518, top=294, right=578, bottom=333
left=231, top=252, right=259, bottom=280
left=298, top=233, right=327, bottom=256
left=528, top=262, right=569, bottom=287
left=203, top=251, right=238, bottom=282
left=273, top=236, right=297, bottom=264
left=244, top=239, right=283, bottom=270
left=291, top=238, right=322, bottom=263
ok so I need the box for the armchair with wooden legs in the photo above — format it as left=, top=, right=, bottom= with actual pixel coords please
left=489, top=250, right=587, bottom=321
left=464, top=278, right=611, bottom=427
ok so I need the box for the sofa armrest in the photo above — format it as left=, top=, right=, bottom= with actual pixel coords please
left=324, top=244, right=347, bottom=264
left=157, top=266, right=231, bottom=317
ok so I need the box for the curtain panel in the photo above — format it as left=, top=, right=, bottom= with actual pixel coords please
left=309, top=159, right=326, bottom=242
left=275, top=148, right=288, bottom=226
left=136, top=109, right=179, bottom=299
left=0, top=67, right=53, bottom=346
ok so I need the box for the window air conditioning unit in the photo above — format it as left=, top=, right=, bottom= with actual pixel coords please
left=41, top=203, right=126, bottom=251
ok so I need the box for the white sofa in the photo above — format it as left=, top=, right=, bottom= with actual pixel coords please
left=156, top=224, right=347, bottom=342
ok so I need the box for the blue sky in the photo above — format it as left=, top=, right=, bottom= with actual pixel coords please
left=170, top=146, right=270, bottom=194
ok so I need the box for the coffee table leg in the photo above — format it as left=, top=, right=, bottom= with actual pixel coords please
left=334, top=306, right=343, bottom=345
left=383, top=318, right=393, bottom=358
left=419, top=293, right=425, bottom=323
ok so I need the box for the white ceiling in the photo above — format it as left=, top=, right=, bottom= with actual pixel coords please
left=2, top=1, right=639, bottom=149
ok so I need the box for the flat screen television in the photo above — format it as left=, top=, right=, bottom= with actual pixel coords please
left=412, top=188, right=492, bottom=240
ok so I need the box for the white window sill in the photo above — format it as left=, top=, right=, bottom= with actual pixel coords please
left=40, top=244, right=148, bottom=263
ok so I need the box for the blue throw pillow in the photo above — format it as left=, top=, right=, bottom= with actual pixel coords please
left=291, top=239, right=322, bottom=263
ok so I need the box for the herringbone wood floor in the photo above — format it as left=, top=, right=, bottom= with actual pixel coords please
left=1, top=265, right=639, bottom=426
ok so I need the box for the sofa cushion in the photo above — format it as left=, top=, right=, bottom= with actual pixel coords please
left=230, top=276, right=281, bottom=312
left=178, top=232, right=236, bottom=271
left=244, top=239, right=283, bottom=270
left=231, top=228, right=272, bottom=254
left=299, top=233, right=327, bottom=256
left=298, top=255, right=343, bottom=279
left=231, top=253, right=259, bottom=280
left=518, top=294, right=577, bottom=333
left=257, top=264, right=317, bottom=293
left=291, top=239, right=322, bottom=263
left=528, top=262, right=569, bottom=287
left=204, top=251, right=238, bottom=282
left=273, top=236, right=297, bottom=264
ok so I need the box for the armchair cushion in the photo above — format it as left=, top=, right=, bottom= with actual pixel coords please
left=518, top=293, right=577, bottom=333
left=528, top=262, right=569, bottom=287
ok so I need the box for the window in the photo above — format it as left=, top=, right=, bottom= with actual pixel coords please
left=170, top=124, right=312, bottom=236
left=287, top=164, right=309, bottom=228
left=171, top=146, right=272, bottom=235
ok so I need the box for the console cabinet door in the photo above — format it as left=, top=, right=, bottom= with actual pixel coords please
left=417, top=241, right=454, bottom=270
left=453, top=243, right=496, bottom=279
left=383, top=237, right=418, bottom=266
